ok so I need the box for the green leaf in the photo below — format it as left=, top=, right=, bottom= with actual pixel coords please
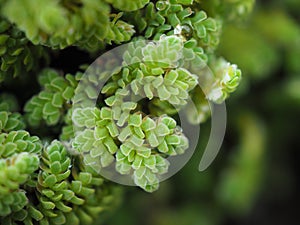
left=106, top=122, right=119, bottom=137
left=129, top=135, right=144, bottom=146
left=50, top=161, right=62, bottom=174
left=118, top=125, right=132, bottom=142
left=100, top=107, right=113, bottom=120
left=41, top=198, right=56, bottom=210
left=141, top=117, right=156, bottom=131
left=158, top=140, right=169, bottom=153
left=128, top=114, right=142, bottom=127
left=136, top=146, right=151, bottom=158
left=147, top=131, right=159, bottom=147
left=94, top=127, right=109, bottom=140
left=133, top=126, right=145, bottom=139
left=103, top=138, right=118, bottom=154
left=134, top=167, right=146, bottom=179
left=62, top=87, right=74, bottom=100
left=43, top=102, right=58, bottom=116
left=78, top=172, right=92, bottom=185
left=166, top=135, right=181, bottom=145
left=52, top=93, right=64, bottom=107
left=121, top=102, right=137, bottom=111
left=161, top=116, right=177, bottom=129
left=43, top=174, right=57, bottom=187
left=120, top=144, right=132, bottom=156
left=100, top=151, right=114, bottom=167
left=157, top=85, right=171, bottom=100
left=28, top=206, right=44, bottom=221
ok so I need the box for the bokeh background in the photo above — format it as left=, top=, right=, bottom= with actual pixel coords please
left=103, top=0, right=300, bottom=224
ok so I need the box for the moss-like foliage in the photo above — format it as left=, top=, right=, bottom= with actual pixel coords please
left=0, top=0, right=244, bottom=223
left=70, top=34, right=240, bottom=191
left=24, top=69, right=81, bottom=127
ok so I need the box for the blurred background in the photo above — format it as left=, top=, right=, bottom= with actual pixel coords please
left=104, top=0, right=300, bottom=224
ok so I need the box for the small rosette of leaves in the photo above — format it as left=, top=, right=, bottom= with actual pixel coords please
left=116, top=143, right=169, bottom=193
left=104, top=35, right=198, bottom=110
left=0, top=130, right=43, bottom=157
left=131, top=68, right=198, bottom=106
left=0, top=152, right=39, bottom=217
left=35, top=140, right=82, bottom=224
left=116, top=114, right=188, bottom=192
left=188, top=10, right=221, bottom=51
left=124, top=1, right=192, bottom=39
left=0, top=94, right=26, bottom=133
left=123, top=1, right=221, bottom=51
left=104, top=13, right=136, bottom=46
left=24, top=69, right=80, bottom=127
left=72, top=107, right=119, bottom=172
left=205, top=58, right=242, bottom=104
left=72, top=103, right=189, bottom=192
left=26, top=140, right=119, bottom=225
left=67, top=170, right=118, bottom=225
left=0, top=130, right=41, bottom=218
left=141, top=34, right=183, bottom=68
left=102, top=35, right=200, bottom=97
left=0, top=111, right=25, bottom=133
left=101, top=35, right=183, bottom=96
left=0, top=192, right=29, bottom=223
